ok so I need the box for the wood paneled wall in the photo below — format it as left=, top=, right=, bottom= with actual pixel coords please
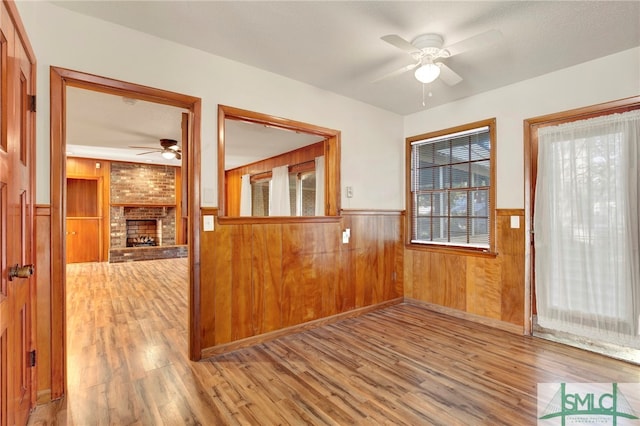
left=199, top=210, right=404, bottom=355
left=404, top=209, right=526, bottom=329
left=35, top=206, right=52, bottom=403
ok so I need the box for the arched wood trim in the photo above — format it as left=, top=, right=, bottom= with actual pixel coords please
left=49, top=66, right=202, bottom=399
left=523, top=95, right=640, bottom=335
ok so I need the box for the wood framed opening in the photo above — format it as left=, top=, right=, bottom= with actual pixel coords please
left=49, top=67, right=202, bottom=399
left=217, top=105, right=341, bottom=221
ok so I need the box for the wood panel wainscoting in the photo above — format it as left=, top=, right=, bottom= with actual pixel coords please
left=35, top=205, right=53, bottom=403
left=404, top=209, right=526, bottom=332
left=199, top=209, right=404, bottom=357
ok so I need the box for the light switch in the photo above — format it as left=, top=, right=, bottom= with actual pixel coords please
left=510, top=216, right=520, bottom=229
left=203, top=215, right=215, bottom=231
left=346, top=186, right=353, bottom=198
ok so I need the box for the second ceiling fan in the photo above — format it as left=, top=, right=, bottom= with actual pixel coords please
left=130, top=138, right=182, bottom=160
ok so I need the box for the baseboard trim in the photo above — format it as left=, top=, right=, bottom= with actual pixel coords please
left=533, top=321, right=640, bottom=365
left=404, top=298, right=525, bottom=335
left=200, top=298, right=404, bottom=359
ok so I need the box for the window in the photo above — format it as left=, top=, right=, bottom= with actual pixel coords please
left=250, top=168, right=317, bottom=217
left=289, top=163, right=316, bottom=216
left=251, top=178, right=270, bottom=216
left=407, top=118, right=495, bottom=251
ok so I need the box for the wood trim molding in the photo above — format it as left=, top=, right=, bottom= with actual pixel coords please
left=49, top=67, right=202, bottom=399
left=35, top=204, right=51, bottom=216
left=201, top=207, right=219, bottom=216
left=340, top=209, right=405, bottom=216
left=217, top=215, right=342, bottom=225
left=404, top=298, right=525, bottom=335
left=5, top=1, right=37, bottom=65
left=496, top=209, right=524, bottom=216
left=201, top=298, right=404, bottom=359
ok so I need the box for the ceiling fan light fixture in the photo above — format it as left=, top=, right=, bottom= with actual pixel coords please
left=161, top=149, right=177, bottom=160
left=414, top=62, right=441, bottom=84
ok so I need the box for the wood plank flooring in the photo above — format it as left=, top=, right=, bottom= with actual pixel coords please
left=29, top=258, right=640, bottom=425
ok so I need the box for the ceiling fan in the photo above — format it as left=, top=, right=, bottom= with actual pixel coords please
left=375, top=29, right=502, bottom=85
left=129, top=138, right=182, bottom=160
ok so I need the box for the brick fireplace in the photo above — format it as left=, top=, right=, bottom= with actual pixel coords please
left=108, top=162, right=187, bottom=263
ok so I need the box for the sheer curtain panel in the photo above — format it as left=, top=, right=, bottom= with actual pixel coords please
left=269, top=165, right=290, bottom=216
left=240, top=174, right=252, bottom=216
left=315, top=155, right=325, bottom=216
left=534, top=109, right=640, bottom=348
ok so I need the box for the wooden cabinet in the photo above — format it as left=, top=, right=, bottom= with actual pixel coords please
left=66, top=218, right=100, bottom=263
left=66, top=177, right=102, bottom=263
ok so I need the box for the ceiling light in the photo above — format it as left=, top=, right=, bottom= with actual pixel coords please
left=161, top=149, right=177, bottom=160
left=414, top=61, right=441, bottom=84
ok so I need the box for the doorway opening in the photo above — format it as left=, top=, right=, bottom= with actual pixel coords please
left=524, top=95, right=640, bottom=363
left=50, top=67, right=202, bottom=399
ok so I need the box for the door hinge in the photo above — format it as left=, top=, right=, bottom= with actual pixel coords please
left=28, top=95, right=36, bottom=112
left=29, top=350, right=36, bottom=367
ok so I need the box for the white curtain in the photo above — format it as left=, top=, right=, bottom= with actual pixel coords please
left=269, top=165, right=290, bottom=216
left=534, top=109, right=640, bottom=348
left=240, top=174, right=252, bottom=216
left=315, top=155, right=325, bottom=216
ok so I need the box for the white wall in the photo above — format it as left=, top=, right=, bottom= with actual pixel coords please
left=16, top=2, right=404, bottom=209
left=405, top=47, right=640, bottom=209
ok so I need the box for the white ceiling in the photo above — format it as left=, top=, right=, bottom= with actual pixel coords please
left=65, top=87, right=325, bottom=166
left=53, top=1, right=640, bottom=114
left=59, top=1, right=640, bottom=164
left=66, top=87, right=187, bottom=165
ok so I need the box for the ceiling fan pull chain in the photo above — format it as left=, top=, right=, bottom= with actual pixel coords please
left=421, top=85, right=434, bottom=108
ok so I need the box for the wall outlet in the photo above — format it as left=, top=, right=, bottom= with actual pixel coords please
left=510, top=216, right=520, bottom=229
left=342, top=230, right=350, bottom=244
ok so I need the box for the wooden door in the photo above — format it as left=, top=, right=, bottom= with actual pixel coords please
left=0, top=2, right=36, bottom=425
left=66, top=219, right=100, bottom=263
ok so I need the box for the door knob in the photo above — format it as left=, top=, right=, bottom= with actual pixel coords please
left=9, top=264, right=34, bottom=281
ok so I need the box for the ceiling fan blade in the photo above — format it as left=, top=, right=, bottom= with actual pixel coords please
left=372, top=61, right=420, bottom=83
left=135, top=150, right=159, bottom=156
left=129, top=145, right=161, bottom=151
left=444, top=29, right=502, bottom=57
left=438, top=63, right=463, bottom=86
left=381, top=34, right=419, bottom=54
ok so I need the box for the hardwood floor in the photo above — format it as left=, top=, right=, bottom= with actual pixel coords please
left=29, top=258, right=640, bottom=425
